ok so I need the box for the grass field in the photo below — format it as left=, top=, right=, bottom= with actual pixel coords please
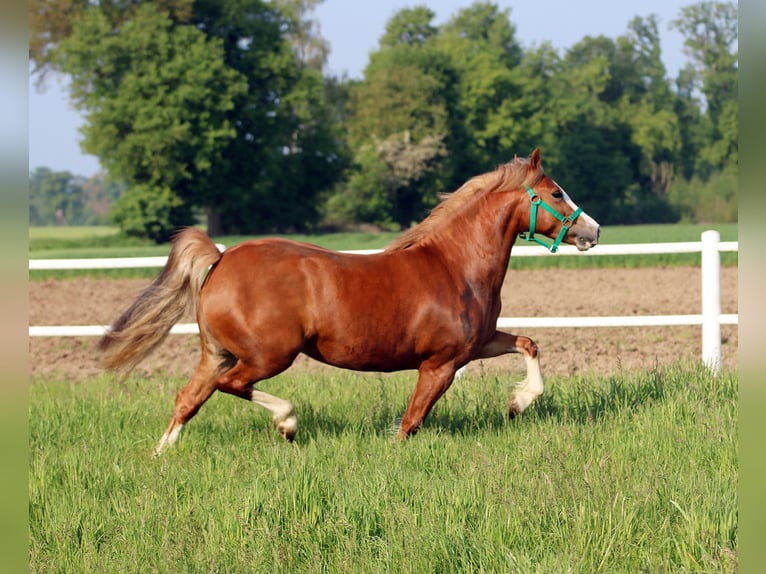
left=29, top=363, right=737, bottom=573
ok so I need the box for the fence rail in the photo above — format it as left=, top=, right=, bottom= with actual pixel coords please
left=29, top=231, right=738, bottom=371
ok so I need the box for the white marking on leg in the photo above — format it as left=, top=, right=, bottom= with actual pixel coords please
left=510, top=353, right=544, bottom=415
left=251, top=390, right=298, bottom=440
left=154, top=423, right=184, bottom=457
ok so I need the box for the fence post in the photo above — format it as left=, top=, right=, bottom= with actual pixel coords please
left=701, top=230, right=722, bottom=373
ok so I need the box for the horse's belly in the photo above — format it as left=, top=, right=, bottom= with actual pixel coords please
left=302, top=331, right=420, bottom=372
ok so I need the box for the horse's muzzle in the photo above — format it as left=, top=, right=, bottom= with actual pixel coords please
left=573, top=225, right=600, bottom=251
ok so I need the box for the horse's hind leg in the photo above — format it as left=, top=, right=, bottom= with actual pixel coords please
left=154, top=355, right=224, bottom=457
left=215, top=357, right=299, bottom=441
left=476, top=331, right=543, bottom=418
left=251, top=390, right=298, bottom=441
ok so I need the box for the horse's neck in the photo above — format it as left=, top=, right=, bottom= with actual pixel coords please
left=428, top=191, right=522, bottom=291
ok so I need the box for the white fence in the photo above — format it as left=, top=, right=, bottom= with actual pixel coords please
left=29, top=231, right=738, bottom=372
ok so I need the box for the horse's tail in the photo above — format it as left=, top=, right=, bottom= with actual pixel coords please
left=98, top=227, right=223, bottom=374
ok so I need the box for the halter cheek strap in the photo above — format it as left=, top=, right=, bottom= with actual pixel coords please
left=518, top=187, right=583, bottom=253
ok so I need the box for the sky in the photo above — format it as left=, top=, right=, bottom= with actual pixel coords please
left=27, top=0, right=695, bottom=178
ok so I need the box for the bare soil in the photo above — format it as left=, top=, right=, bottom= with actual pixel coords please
left=29, top=266, right=738, bottom=381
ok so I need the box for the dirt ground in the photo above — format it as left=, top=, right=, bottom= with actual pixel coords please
left=29, top=266, right=738, bottom=382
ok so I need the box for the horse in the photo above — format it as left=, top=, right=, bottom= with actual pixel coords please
left=98, top=148, right=600, bottom=456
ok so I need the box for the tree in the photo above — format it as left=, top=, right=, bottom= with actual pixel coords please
left=661, top=1, right=738, bottom=222
left=671, top=1, right=738, bottom=172
left=53, top=3, right=247, bottom=240
left=32, top=1, right=737, bottom=230
left=332, top=132, right=447, bottom=228
left=275, top=0, right=330, bottom=70
left=29, top=167, right=124, bottom=226
left=29, top=168, right=85, bottom=225
left=618, top=16, right=680, bottom=201
left=435, top=1, right=524, bottom=177
left=378, top=5, right=438, bottom=49
left=672, top=64, right=709, bottom=181
left=376, top=132, right=447, bottom=226
left=348, top=66, right=449, bottom=149
left=29, top=0, right=195, bottom=80
left=32, top=0, right=347, bottom=238
left=338, top=1, right=530, bottom=228
left=110, top=184, right=185, bottom=242
left=338, top=64, right=451, bottom=228
left=537, top=35, right=641, bottom=223
left=179, top=0, right=348, bottom=234
left=80, top=174, right=125, bottom=225
left=333, top=6, right=454, bottom=228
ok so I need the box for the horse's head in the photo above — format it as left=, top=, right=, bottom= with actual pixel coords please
left=519, top=148, right=600, bottom=252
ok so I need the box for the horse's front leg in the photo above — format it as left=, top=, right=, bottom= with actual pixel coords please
left=398, top=360, right=457, bottom=439
left=476, top=330, right=543, bottom=418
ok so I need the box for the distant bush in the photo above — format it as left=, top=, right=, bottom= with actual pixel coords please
left=110, top=184, right=191, bottom=243
left=667, top=167, right=737, bottom=224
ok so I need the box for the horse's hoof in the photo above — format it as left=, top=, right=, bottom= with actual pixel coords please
left=277, top=426, right=296, bottom=442
left=283, top=432, right=295, bottom=443
left=273, top=408, right=298, bottom=442
left=276, top=420, right=298, bottom=442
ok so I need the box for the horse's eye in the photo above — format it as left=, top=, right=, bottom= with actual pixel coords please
left=552, top=190, right=563, bottom=200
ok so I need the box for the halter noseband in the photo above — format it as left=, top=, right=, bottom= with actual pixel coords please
left=518, top=187, right=583, bottom=253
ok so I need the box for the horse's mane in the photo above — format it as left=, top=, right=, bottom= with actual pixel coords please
left=385, top=154, right=543, bottom=252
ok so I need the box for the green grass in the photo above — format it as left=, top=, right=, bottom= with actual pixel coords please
left=28, top=223, right=738, bottom=280
left=27, top=226, right=400, bottom=255
left=30, top=363, right=737, bottom=573
left=29, top=226, right=121, bottom=240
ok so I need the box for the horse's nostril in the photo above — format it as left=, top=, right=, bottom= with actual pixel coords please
left=596, top=227, right=601, bottom=240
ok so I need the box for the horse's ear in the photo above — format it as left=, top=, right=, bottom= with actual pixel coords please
left=530, top=148, right=541, bottom=170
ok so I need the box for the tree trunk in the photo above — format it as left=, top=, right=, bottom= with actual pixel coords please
left=206, top=208, right=224, bottom=237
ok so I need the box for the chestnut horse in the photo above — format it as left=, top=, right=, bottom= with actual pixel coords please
left=99, top=148, right=600, bottom=455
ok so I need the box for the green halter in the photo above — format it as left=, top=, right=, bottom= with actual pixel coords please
left=518, top=187, right=583, bottom=253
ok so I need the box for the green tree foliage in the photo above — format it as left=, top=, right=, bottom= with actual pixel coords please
left=30, top=0, right=737, bottom=233
left=110, top=184, right=185, bottom=242
left=667, top=167, right=737, bottom=223
left=31, top=0, right=347, bottom=239
left=672, top=1, right=738, bottom=172
left=544, top=21, right=684, bottom=223
left=436, top=1, right=525, bottom=175
left=664, top=1, right=737, bottom=221
left=29, top=168, right=122, bottom=226
left=323, top=145, right=392, bottom=228
left=342, top=0, right=736, bottom=227
left=327, top=132, right=447, bottom=228
left=186, top=0, right=348, bottom=235
left=29, top=168, right=86, bottom=226
left=378, top=5, right=438, bottom=49
left=335, top=6, right=454, bottom=228
left=53, top=3, right=247, bottom=240
left=29, top=0, right=195, bottom=79
left=80, top=174, right=126, bottom=225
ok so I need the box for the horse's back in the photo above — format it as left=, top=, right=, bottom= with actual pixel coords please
left=207, top=237, right=424, bottom=313
left=200, top=237, right=399, bottom=331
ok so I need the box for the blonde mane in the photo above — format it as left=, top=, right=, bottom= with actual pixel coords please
left=385, top=155, right=542, bottom=252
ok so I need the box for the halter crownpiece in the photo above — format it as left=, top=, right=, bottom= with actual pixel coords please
left=518, top=187, right=583, bottom=253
